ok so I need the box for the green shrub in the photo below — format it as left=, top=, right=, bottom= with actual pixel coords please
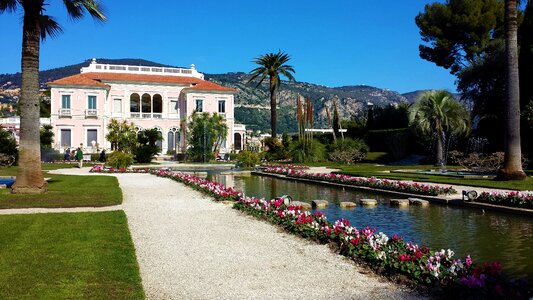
left=237, top=151, right=260, bottom=167
left=133, top=145, right=159, bottom=163
left=366, top=128, right=410, bottom=160
left=328, top=138, right=369, bottom=164
left=263, top=137, right=289, bottom=161
left=107, top=151, right=134, bottom=169
left=290, top=139, right=326, bottom=163
left=0, top=126, right=17, bottom=166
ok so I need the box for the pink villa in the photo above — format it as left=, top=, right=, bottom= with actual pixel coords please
left=48, top=59, right=246, bottom=155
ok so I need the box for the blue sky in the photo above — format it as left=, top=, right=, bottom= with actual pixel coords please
left=0, top=0, right=455, bottom=93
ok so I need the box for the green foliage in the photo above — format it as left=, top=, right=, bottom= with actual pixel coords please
left=263, top=137, right=289, bottom=161
left=290, top=139, right=326, bottom=163
left=187, top=112, right=228, bottom=162
left=133, top=128, right=162, bottom=163
left=372, top=103, right=410, bottom=130
left=107, top=151, right=134, bottom=169
left=409, top=90, right=470, bottom=164
left=106, top=119, right=137, bottom=153
left=415, top=1, right=533, bottom=153
left=39, top=124, right=54, bottom=149
left=0, top=126, right=18, bottom=165
left=330, top=137, right=369, bottom=153
left=409, top=90, right=471, bottom=137
left=248, top=50, right=296, bottom=138
left=342, top=118, right=367, bottom=139
left=415, top=0, right=505, bottom=75
left=328, top=138, right=369, bottom=164
left=366, top=128, right=411, bottom=160
left=281, top=131, right=291, bottom=149
left=237, top=151, right=260, bottom=168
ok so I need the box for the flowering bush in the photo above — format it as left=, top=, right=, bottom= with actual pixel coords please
left=264, top=167, right=456, bottom=196
left=233, top=194, right=530, bottom=298
left=89, top=165, right=150, bottom=173
left=147, top=169, right=529, bottom=298
left=260, top=163, right=309, bottom=170
left=152, top=169, right=241, bottom=202
left=477, top=191, right=533, bottom=209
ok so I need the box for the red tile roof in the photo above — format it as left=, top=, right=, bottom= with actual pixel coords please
left=47, top=74, right=109, bottom=87
left=48, top=72, right=235, bottom=92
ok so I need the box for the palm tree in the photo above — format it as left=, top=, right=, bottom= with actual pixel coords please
left=248, top=51, right=295, bottom=139
left=1, top=1, right=106, bottom=193
left=409, top=90, right=471, bottom=167
left=498, top=0, right=527, bottom=180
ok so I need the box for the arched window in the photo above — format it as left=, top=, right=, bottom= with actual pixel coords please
left=234, top=133, right=242, bottom=150
left=141, top=93, right=151, bottom=115
left=130, top=93, right=140, bottom=113
left=153, top=94, right=162, bottom=114
left=167, top=127, right=180, bottom=152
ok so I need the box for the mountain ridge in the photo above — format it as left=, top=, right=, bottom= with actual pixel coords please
left=0, top=58, right=440, bottom=132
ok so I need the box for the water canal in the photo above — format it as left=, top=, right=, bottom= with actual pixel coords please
left=207, top=172, right=533, bottom=280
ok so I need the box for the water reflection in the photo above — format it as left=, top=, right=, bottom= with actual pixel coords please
left=208, top=173, right=533, bottom=280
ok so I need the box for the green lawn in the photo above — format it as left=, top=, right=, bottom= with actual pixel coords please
left=0, top=211, right=144, bottom=299
left=302, top=161, right=533, bottom=191
left=0, top=165, right=122, bottom=209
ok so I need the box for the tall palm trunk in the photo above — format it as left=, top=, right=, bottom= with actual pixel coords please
left=498, top=0, right=527, bottom=180
left=12, top=8, right=47, bottom=194
left=435, top=130, right=444, bottom=167
left=269, top=75, right=277, bottom=139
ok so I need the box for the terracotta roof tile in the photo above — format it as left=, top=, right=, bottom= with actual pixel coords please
left=182, top=81, right=236, bottom=93
left=48, top=72, right=235, bottom=92
left=47, top=74, right=108, bottom=87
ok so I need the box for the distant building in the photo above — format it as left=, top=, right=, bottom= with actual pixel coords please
left=0, top=117, right=51, bottom=144
left=47, top=59, right=246, bottom=153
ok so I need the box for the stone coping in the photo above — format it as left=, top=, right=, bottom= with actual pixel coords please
left=252, top=171, right=533, bottom=217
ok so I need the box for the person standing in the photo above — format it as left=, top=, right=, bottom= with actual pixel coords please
left=76, top=144, right=84, bottom=168
left=99, top=149, right=106, bottom=162
left=64, top=147, right=70, bottom=161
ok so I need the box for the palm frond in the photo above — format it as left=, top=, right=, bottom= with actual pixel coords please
left=39, top=15, right=63, bottom=40
left=248, top=50, right=296, bottom=87
left=63, top=0, right=106, bottom=22
left=0, top=0, right=18, bottom=13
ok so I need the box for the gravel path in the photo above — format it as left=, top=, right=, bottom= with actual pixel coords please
left=49, top=167, right=423, bottom=299
left=119, top=173, right=421, bottom=299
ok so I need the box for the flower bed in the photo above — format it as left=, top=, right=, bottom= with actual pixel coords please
left=477, top=191, right=533, bottom=209
left=149, top=169, right=529, bottom=298
left=264, top=167, right=456, bottom=196
left=89, top=165, right=150, bottom=173
left=152, top=169, right=241, bottom=202
left=260, top=163, right=309, bottom=170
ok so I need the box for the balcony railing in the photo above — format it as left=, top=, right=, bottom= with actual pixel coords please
left=130, top=112, right=163, bottom=119
left=59, top=108, right=71, bottom=117
left=85, top=109, right=97, bottom=118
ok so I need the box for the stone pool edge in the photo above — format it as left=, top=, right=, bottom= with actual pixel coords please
left=252, top=171, right=533, bottom=217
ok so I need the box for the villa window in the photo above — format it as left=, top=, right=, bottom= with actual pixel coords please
left=60, top=129, right=71, bottom=147
left=88, top=96, right=97, bottom=110
left=86, top=129, right=97, bottom=146
left=61, top=95, right=71, bottom=109
left=195, top=99, right=203, bottom=112
left=113, top=98, right=122, bottom=113
left=218, top=100, right=226, bottom=113
left=130, top=93, right=140, bottom=113
left=153, top=94, right=162, bottom=114
left=141, top=93, right=151, bottom=113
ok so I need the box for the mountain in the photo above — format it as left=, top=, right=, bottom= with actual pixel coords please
left=402, top=90, right=462, bottom=103
left=1, top=58, right=413, bottom=132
